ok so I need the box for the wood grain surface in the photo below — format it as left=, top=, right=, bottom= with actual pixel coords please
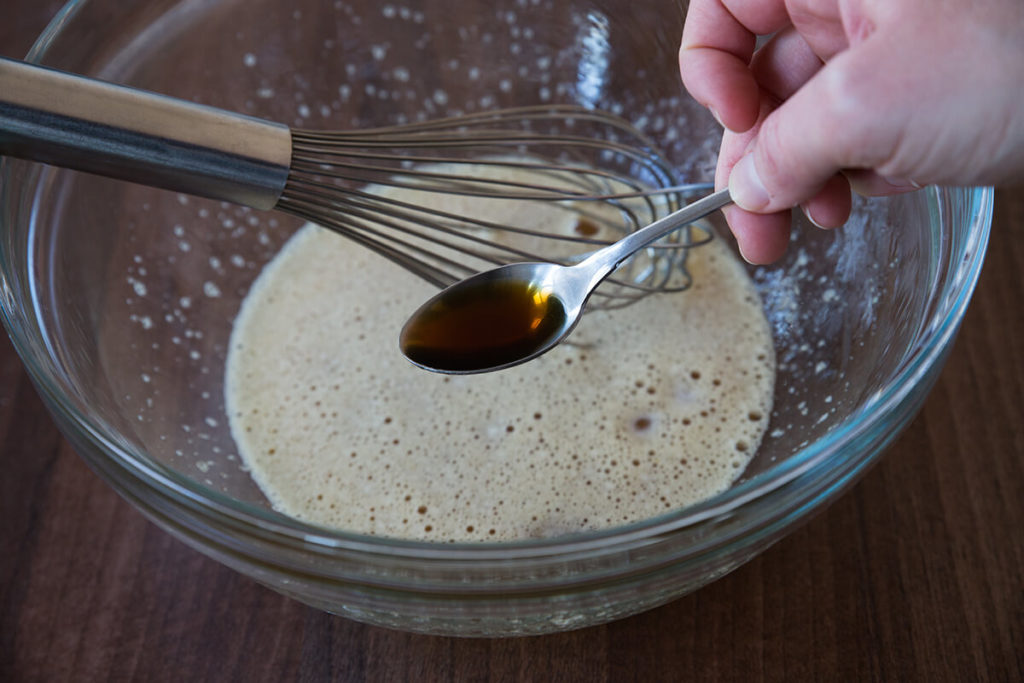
left=2, top=4, right=1022, bottom=682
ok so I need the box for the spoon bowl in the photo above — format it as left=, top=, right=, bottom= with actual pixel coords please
left=399, top=261, right=585, bottom=374
left=400, top=188, right=732, bottom=374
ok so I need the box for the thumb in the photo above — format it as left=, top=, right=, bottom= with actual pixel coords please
left=727, top=49, right=901, bottom=213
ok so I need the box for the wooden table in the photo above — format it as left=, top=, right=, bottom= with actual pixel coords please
left=2, top=4, right=1022, bottom=681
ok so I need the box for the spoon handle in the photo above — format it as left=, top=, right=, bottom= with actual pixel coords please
left=580, top=187, right=732, bottom=276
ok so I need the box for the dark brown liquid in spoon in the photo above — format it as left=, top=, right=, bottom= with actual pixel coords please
left=400, top=279, right=568, bottom=372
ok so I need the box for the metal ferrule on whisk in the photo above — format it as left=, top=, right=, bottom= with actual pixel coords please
left=0, top=57, right=292, bottom=210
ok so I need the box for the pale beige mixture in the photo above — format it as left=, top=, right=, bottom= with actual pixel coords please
left=225, top=174, right=775, bottom=542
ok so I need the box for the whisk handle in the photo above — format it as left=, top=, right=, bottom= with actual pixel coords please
left=0, top=57, right=291, bottom=210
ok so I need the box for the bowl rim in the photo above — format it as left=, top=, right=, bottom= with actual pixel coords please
left=0, top=0, right=995, bottom=561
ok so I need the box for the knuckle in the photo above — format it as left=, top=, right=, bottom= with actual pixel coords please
left=751, top=114, right=799, bottom=197
left=815, top=64, right=890, bottom=168
left=752, top=118, right=784, bottom=180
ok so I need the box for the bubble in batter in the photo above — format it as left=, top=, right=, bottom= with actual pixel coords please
left=225, top=168, right=775, bottom=542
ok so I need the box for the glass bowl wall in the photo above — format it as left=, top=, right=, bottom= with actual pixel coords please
left=0, top=0, right=991, bottom=635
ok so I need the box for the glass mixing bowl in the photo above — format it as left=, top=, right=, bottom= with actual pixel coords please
left=0, top=0, right=992, bottom=636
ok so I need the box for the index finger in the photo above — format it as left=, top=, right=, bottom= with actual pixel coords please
left=679, top=0, right=791, bottom=132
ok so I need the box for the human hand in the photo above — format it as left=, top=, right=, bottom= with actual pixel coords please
left=679, top=0, right=1024, bottom=263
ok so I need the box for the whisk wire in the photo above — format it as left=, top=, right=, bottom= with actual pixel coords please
left=278, top=105, right=714, bottom=309
left=0, top=60, right=713, bottom=307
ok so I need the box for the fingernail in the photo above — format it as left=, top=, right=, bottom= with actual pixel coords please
left=881, top=175, right=922, bottom=190
left=729, top=154, right=770, bottom=211
left=708, top=106, right=724, bottom=128
left=800, top=203, right=826, bottom=229
left=736, top=242, right=755, bottom=265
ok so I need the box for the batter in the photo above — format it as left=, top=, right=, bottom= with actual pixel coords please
left=225, top=173, right=775, bottom=542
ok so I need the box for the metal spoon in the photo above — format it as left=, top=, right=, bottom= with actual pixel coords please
left=399, top=188, right=732, bottom=374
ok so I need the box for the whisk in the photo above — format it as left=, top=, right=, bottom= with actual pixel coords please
left=0, top=57, right=712, bottom=309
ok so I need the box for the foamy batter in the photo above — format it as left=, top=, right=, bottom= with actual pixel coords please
left=225, top=174, right=775, bottom=542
